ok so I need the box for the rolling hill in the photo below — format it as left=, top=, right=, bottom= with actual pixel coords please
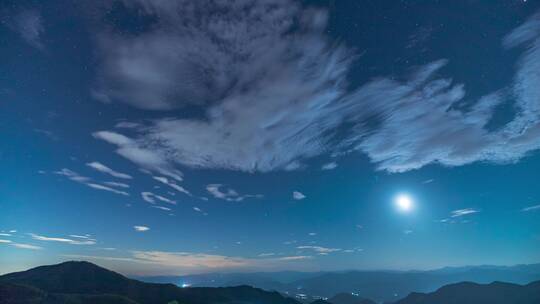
left=395, top=280, right=540, bottom=304
left=0, top=261, right=300, bottom=304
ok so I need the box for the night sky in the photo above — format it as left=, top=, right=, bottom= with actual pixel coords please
left=1, top=0, right=540, bottom=276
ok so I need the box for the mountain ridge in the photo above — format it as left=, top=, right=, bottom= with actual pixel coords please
left=395, top=280, right=540, bottom=304
left=0, top=261, right=301, bottom=304
left=3, top=261, right=540, bottom=304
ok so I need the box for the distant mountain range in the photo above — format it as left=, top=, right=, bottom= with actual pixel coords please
left=2, top=261, right=540, bottom=304
left=395, top=280, right=540, bottom=304
left=135, top=263, right=540, bottom=302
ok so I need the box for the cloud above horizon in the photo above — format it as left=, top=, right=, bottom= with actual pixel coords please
left=90, top=3, right=540, bottom=174
left=87, top=161, right=132, bottom=179
left=451, top=208, right=480, bottom=217
left=4, top=9, right=44, bottom=49
left=293, top=191, right=306, bottom=200
left=297, top=245, right=341, bottom=255
left=54, top=168, right=129, bottom=196
left=133, top=226, right=150, bottom=232
left=141, top=191, right=176, bottom=205
left=206, top=184, right=262, bottom=202
left=29, top=233, right=96, bottom=245
left=9, top=243, right=43, bottom=250
left=522, top=204, right=540, bottom=212
left=65, top=250, right=314, bottom=274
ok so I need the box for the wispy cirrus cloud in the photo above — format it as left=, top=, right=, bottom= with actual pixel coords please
left=86, top=161, right=132, bottom=179
left=69, top=234, right=94, bottom=239
left=0, top=232, right=43, bottom=249
left=192, top=207, right=207, bottom=215
left=54, top=168, right=129, bottom=196
left=86, top=183, right=129, bottom=196
left=92, top=131, right=183, bottom=181
left=152, top=176, right=190, bottom=196
left=134, top=226, right=150, bottom=232
left=439, top=208, right=480, bottom=224
left=297, top=245, right=341, bottom=255
left=91, top=0, right=356, bottom=172
left=206, top=184, right=262, bottom=202
left=451, top=208, right=480, bottom=217
left=522, top=204, right=540, bottom=212
left=91, top=4, right=540, bottom=174
left=66, top=249, right=313, bottom=274
left=4, top=9, right=44, bottom=49
left=141, top=192, right=176, bottom=205
left=103, top=181, right=130, bottom=188
left=10, top=243, right=42, bottom=250
left=321, top=162, right=338, bottom=170
left=293, top=191, right=306, bottom=200
left=29, top=233, right=96, bottom=245
left=151, top=205, right=171, bottom=211
left=277, top=255, right=312, bottom=261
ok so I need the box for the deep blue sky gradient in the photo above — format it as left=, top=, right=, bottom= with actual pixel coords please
left=1, top=0, right=540, bottom=275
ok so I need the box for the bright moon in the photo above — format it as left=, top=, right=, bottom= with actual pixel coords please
left=395, top=194, right=413, bottom=212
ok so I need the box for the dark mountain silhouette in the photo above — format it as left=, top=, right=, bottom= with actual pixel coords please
left=0, top=281, right=139, bottom=304
left=1, top=282, right=45, bottom=304
left=327, top=293, right=376, bottom=304
left=3, top=261, right=540, bottom=304
left=395, top=280, right=540, bottom=304
left=139, top=264, right=540, bottom=302
left=310, top=300, right=331, bottom=304
left=0, top=261, right=301, bottom=304
left=280, top=266, right=540, bottom=302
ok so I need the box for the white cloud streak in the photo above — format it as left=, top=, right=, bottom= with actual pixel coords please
left=206, top=184, right=262, bottom=202
left=278, top=255, right=312, bottom=261
left=522, top=204, right=540, bottom=212
left=54, top=168, right=129, bottom=196
left=69, top=234, right=94, bottom=239
left=134, top=226, right=150, bottom=232
left=10, top=243, right=42, bottom=250
left=141, top=192, right=176, bottom=205
left=297, top=245, right=341, bottom=254
left=152, top=176, right=190, bottom=196
left=293, top=191, right=306, bottom=200
left=151, top=205, right=172, bottom=211
left=29, top=233, right=96, bottom=245
left=87, top=161, right=132, bottom=179
left=451, top=208, right=480, bottom=217
left=321, top=162, right=338, bottom=170
left=86, top=183, right=130, bottom=196
left=103, top=181, right=130, bottom=188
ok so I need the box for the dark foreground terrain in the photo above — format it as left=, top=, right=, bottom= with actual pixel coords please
left=0, top=261, right=298, bottom=304
left=1, top=261, right=540, bottom=304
